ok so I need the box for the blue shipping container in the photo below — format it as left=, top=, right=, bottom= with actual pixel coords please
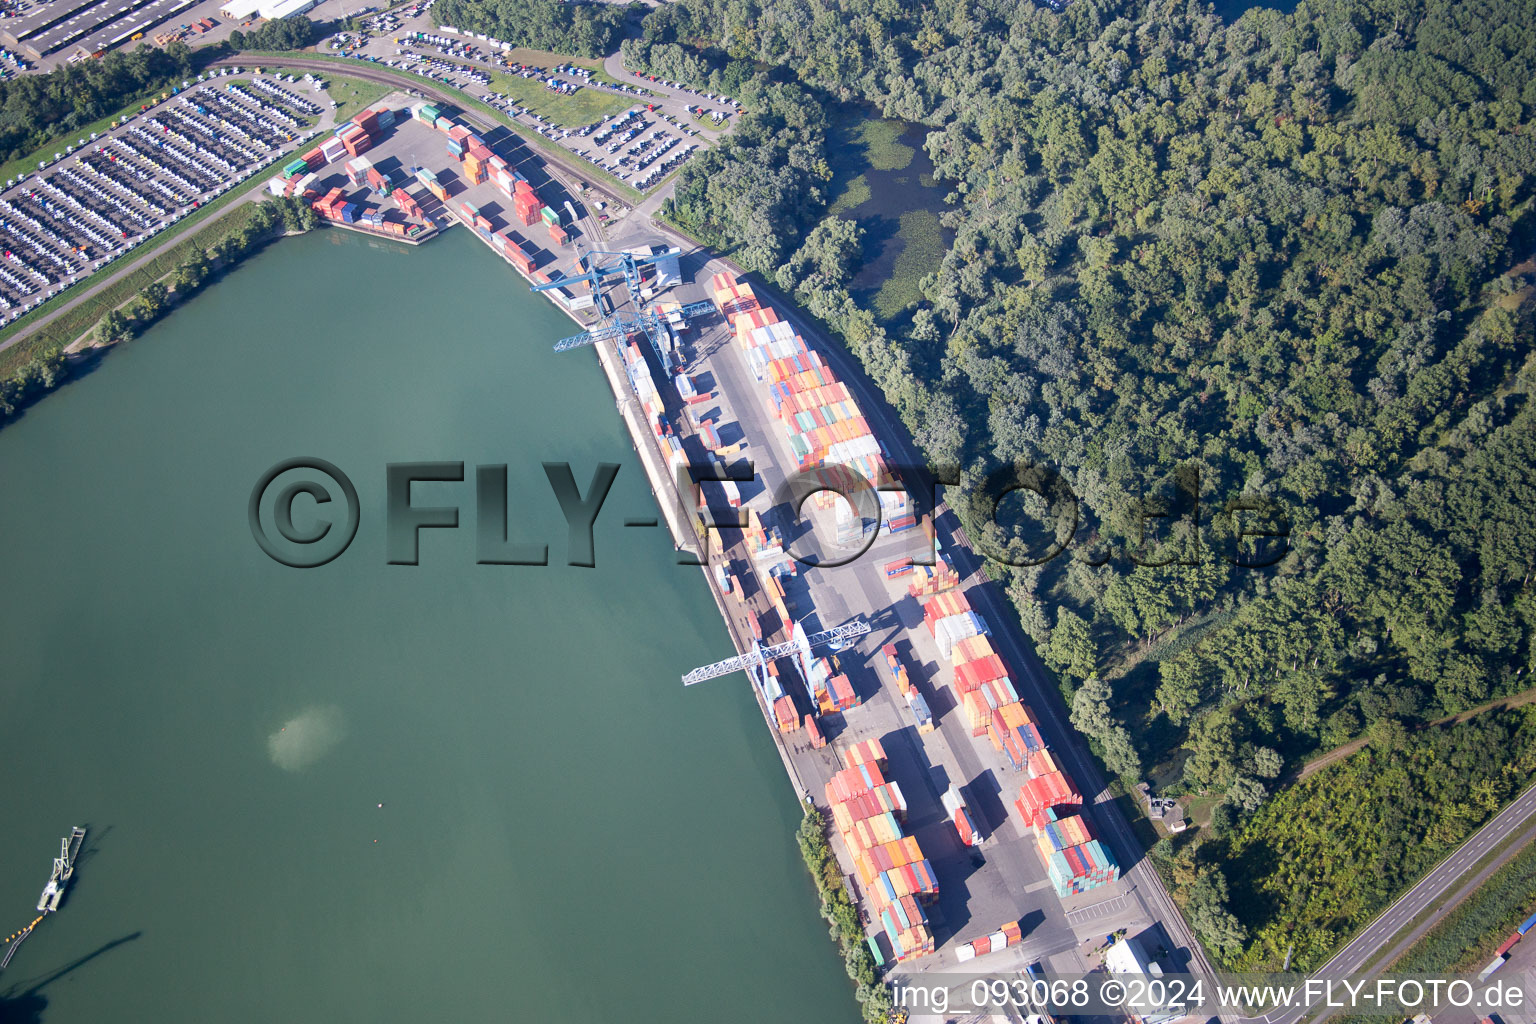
left=1520, top=912, right=1536, bottom=936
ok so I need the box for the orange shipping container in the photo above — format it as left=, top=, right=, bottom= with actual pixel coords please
left=964, top=690, right=991, bottom=736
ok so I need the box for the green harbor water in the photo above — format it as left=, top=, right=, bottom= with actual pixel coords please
left=0, top=227, right=856, bottom=1023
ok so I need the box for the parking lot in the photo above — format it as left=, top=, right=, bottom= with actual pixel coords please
left=315, top=3, right=736, bottom=194
left=0, top=67, right=321, bottom=323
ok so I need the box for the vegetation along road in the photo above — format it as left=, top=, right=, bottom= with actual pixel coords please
left=1237, top=783, right=1536, bottom=1024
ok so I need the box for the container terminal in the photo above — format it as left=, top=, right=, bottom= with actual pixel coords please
left=250, top=85, right=1200, bottom=997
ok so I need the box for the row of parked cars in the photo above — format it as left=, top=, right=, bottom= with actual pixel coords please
left=0, top=73, right=317, bottom=321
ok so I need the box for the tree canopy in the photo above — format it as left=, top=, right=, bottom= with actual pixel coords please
left=630, top=0, right=1536, bottom=969
left=431, top=0, right=627, bottom=59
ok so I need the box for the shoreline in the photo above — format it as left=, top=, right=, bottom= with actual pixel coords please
left=440, top=213, right=815, bottom=799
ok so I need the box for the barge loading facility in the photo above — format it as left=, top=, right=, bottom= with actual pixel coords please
left=37, top=825, right=86, bottom=913
left=1, top=826, right=86, bottom=972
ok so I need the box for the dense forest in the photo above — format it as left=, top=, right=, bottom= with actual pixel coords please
left=228, top=15, right=321, bottom=53
left=1159, top=707, right=1536, bottom=968
left=0, top=42, right=196, bottom=166
left=431, top=0, right=628, bottom=59
left=624, top=0, right=1536, bottom=964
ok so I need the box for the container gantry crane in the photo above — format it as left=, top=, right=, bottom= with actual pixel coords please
left=531, top=246, right=713, bottom=366
left=681, top=619, right=870, bottom=686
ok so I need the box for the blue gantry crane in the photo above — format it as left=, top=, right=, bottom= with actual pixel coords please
left=531, top=246, right=714, bottom=365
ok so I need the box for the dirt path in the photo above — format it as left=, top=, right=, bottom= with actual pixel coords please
left=1296, top=683, right=1536, bottom=781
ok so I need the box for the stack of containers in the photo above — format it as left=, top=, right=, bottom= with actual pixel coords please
left=773, top=695, right=798, bottom=732
left=352, top=107, right=380, bottom=136
left=924, top=592, right=991, bottom=661
left=319, top=135, right=347, bottom=164
left=941, top=785, right=978, bottom=846
left=880, top=643, right=933, bottom=733
left=907, top=552, right=960, bottom=597
left=345, top=156, right=372, bottom=188
left=731, top=306, right=779, bottom=340
left=1034, top=808, right=1120, bottom=896
left=549, top=223, right=569, bottom=245
left=513, top=181, right=541, bottom=226
left=494, top=231, right=535, bottom=274
left=310, top=187, right=344, bottom=219
left=463, top=142, right=492, bottom=185
left=801, top=655, right=858, bottom=713
left=365, top=166, right=390, bottom=193
left=924, top=591, right=1050, bottom=766
left=339, top=122, right=371, bottom=157
left=282, top=156, right=308, bottom=178
left=822, top=739, right=935, bottom=962
left=804, top=714, right=826, bottom=748
left=710, top=271, right=760, bottom=324
left=954, top=921, right=1025, bottom=962
left=989, top=702, right=1042, bottom=771
left=392, top=188, right=423, bottom=219
left=416, top=167, right=449, bottom=204
left=490, top=163, right=517, bottom=199
left=721, top=292, right=897, bottom=544
left=412, top=102, right=441, bottom=124
left=1014, top=770, right=1082, bottom=829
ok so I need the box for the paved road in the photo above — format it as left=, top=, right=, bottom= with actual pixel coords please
left=601, top=51, right=738, bottom=116
left=1239, top=783, right=1536, bottom=1024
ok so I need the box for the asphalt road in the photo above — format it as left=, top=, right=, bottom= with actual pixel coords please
left=1239, top=783, right=1536, bottom=1024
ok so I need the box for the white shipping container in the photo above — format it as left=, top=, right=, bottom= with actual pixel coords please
left=956, top=944, right=976, bottom=963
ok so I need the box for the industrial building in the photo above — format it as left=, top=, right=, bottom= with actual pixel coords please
left=3, top=0, right=200, bottom=60
left=1104, top=936, right=1182, bottom=1024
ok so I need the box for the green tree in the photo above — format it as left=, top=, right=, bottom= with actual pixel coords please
left=1044, top=607, right=1097, bottom=681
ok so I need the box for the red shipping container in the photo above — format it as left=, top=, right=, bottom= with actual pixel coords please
left=548, top=223, right=568, bottom=245
left=1496, top=934, right=1521, bottom=957
left=953, top=807, right=975, bottom=846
